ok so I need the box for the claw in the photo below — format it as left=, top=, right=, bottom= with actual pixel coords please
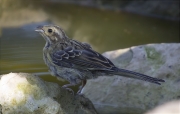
left=62, top=86, right=74, bottom=95
left=77, top=85, right=83, bottom=94
left=62, top=84, right=69, bottom=88
left=77, top=80, right=87, bottom=94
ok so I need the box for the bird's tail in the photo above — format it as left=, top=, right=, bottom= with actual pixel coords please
left=110, top=68, right=165, bottom=85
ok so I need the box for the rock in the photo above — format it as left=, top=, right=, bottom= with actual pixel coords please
left=145, top=100, right=180, bottom=114
left=82, top=43, right=180, bottom=114
left=123, top=0, right=180, bottom=20
left=0, top=73, right=97, bottom=114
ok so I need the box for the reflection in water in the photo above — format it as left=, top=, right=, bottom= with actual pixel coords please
left=0, top=1, right=179, bottom=87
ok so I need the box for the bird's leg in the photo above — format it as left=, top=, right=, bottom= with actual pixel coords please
left=77, top=80, right=87, bottom=94
left=62, top=83, right=76, bottom=95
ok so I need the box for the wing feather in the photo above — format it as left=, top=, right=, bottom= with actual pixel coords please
left=52, top=46, right=116, bottom=71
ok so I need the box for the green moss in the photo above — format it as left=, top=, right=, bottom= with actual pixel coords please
left=26, top=75, right=39, bottom=85
left=17, top=82, right=44, bottom=100
left=11, top=99, right=17, bottom=105
left=145, top=46, right=164, bottom=69
left=145, top=46, right=160, bottom=59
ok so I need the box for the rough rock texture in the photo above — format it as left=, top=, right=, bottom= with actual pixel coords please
left=0, top=73, right=97, bottom=114
left=145, top=100, right=180, bottom=114
left=82, top=43, right=180, bottom=114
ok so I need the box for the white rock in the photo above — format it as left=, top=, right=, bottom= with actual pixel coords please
left=0, top=73, right=97, bottom=114
left=145, top=100, right=180, bottom=114
left=82, top=43, right=180, bottom=114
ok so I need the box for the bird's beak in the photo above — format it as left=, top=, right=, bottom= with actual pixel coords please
left=35, top=26, right=44, bottom=33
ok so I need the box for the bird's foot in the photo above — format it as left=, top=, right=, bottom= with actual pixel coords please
left=62, top=86, right=74, bottom=95
left=77, top=85, right=83, bottom=95
left=77, top=80, right=86, bottom=94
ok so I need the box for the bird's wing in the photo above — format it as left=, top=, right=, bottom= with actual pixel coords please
left=51, top=46, right=116, bottom=71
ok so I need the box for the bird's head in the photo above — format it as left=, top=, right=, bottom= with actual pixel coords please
left=35, top=25, right=68, bottom=44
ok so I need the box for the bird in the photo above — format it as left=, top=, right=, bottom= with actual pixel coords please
left=35, top=25, right=165, bottom=94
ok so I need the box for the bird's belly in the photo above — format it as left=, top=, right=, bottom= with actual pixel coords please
left=43, top=52, right=95, bottom=84
left=46, top=60, right=83, bottom=84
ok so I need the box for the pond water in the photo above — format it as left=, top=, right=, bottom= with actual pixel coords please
left=0, top=1, right=179, bottom=88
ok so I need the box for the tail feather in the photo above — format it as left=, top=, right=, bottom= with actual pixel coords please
left=111, top=68, right=165, bottom=85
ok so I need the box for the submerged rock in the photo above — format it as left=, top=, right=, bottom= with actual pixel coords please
left=82, top=43, right=180, bottom=114
left=51, top=0, right=180, bottom=20
left=0, top=73, right=97, bottom=114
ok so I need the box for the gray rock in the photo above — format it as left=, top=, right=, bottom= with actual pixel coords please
left=82, top=43, right=180, bottom=114
left=0, top=73, right=97, bottom=114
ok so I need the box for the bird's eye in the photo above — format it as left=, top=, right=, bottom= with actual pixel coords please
left=48, top=29, right=53, bottom=33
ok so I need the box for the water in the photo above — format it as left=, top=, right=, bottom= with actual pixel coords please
left=0, top=1, right=179, bottom=87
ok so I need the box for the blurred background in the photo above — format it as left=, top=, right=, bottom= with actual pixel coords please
left=0, top=0, right=179, bottom=88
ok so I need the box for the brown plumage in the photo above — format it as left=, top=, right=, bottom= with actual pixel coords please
left=35, top=25, right=165, bottom=94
